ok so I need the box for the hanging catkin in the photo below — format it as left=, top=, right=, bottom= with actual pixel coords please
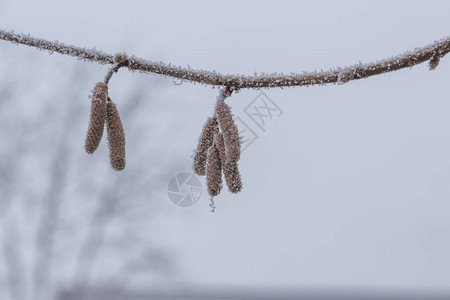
left=206, top=145, right=222, bottom=197
left=215, top=101, right=240, bottom=162
left=429, top=55, right=441, bottom=70
left=85, top=82, right=108, bottom=154
left=214, top=132, right=242, bottom=193
left=106, top=98, right=126, bottom=171
left=193, top=117, right=218, bottom=176
left=223, top=160, right=242, bottom=193
left=214, top=132, right=227, bottom=167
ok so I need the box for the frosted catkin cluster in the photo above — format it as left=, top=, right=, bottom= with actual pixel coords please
left=193, top=88, right=243, bottom=210
left=84, top=81, right=126, bottom=171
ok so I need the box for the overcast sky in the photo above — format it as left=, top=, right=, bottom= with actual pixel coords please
left=1, top=0, right=450, bottom=291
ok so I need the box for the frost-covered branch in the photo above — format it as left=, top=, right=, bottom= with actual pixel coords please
left=1, top=29, right=449, bottom=89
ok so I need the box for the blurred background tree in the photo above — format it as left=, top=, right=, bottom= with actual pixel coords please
left=0, top=46, right=179, bottom=300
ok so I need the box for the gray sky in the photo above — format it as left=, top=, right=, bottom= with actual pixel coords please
left=1, top=0, right=450, bottom=291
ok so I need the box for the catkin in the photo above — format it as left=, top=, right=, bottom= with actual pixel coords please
left=216, top=101, right=240, bottom=162
left=223, top=161, right=243, bottom=194
left=193, top=117, right=218, bottom=176
left=214, top=132, right=227, bottom=167
left=206, top=145, right=222, bottom=197
left=214, top=132, right=242, bottom=193
left=106, top=98, right=126, bottom=171
left=429, top=55, right=441, bottom=70
left=85, top=82, right=108, bottom=154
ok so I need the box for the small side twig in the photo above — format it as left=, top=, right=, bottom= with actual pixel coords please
left=104, top=54, right=129, bottom=85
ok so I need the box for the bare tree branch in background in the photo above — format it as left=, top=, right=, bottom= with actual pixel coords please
left=2, top=222, right=25, bottom=300
left=32, top=65, right=87, bottom=300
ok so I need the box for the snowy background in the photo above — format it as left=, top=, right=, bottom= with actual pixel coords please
left=1, top=0, right=450, bottom=299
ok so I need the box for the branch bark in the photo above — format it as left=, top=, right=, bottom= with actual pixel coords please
left=1, top=29, right=448, bottom=89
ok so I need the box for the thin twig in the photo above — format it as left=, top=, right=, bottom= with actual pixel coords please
left=104, top=61, right=129, bottom=85
left=1, top=29, right=449, bottom=89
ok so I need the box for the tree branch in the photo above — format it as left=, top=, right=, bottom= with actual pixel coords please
left=1, top=29, right=449, bottom=89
